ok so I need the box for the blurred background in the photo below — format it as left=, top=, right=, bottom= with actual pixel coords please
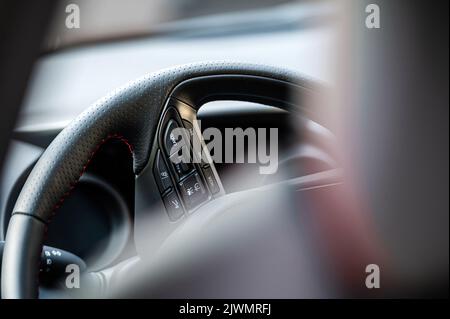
left=0, top=0, right=448, bottom=298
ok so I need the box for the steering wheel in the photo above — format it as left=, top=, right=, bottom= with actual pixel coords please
left=2, top=62, right=322, bottom=298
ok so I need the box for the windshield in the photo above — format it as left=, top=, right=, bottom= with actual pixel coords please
left=44, top=0, right=321, bottom=51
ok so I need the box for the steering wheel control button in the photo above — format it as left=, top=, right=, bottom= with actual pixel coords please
left=169, top=146, right=193, bottom=179
left=203, top=166, right=220, bottom=194
left=154, top=150, right=172, bottom=193
left=163, top=191, right=184, bottom=221
left=164, top=119, right=185, bottom=156
left=178, top=172, right=209, bottom=210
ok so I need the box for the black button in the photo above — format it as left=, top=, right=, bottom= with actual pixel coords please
left=164, top=120, right=185, bottom=156
left=162, top=191, right=184, bottom=221
left=178, top=172, right=209, bottom=210
left=169, top=145, right=193, bottom=179
left=203, top=166, right=220, bottom=194
left=153, top=150, right=172, bottom=193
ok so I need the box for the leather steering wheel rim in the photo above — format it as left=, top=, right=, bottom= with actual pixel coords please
left=1, top=61, right=317, bottom=298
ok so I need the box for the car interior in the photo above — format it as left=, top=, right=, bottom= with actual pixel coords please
left=0, top=0, right=448, bottom=300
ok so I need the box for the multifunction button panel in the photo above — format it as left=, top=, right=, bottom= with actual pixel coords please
left=153, top=107, right=222, bottom=221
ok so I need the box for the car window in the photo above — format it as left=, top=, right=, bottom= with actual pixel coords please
left=44, top=0, right=312, bottom=51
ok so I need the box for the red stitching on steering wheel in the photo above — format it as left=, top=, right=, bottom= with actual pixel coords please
left=38, top=133, right=134, bottom=296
